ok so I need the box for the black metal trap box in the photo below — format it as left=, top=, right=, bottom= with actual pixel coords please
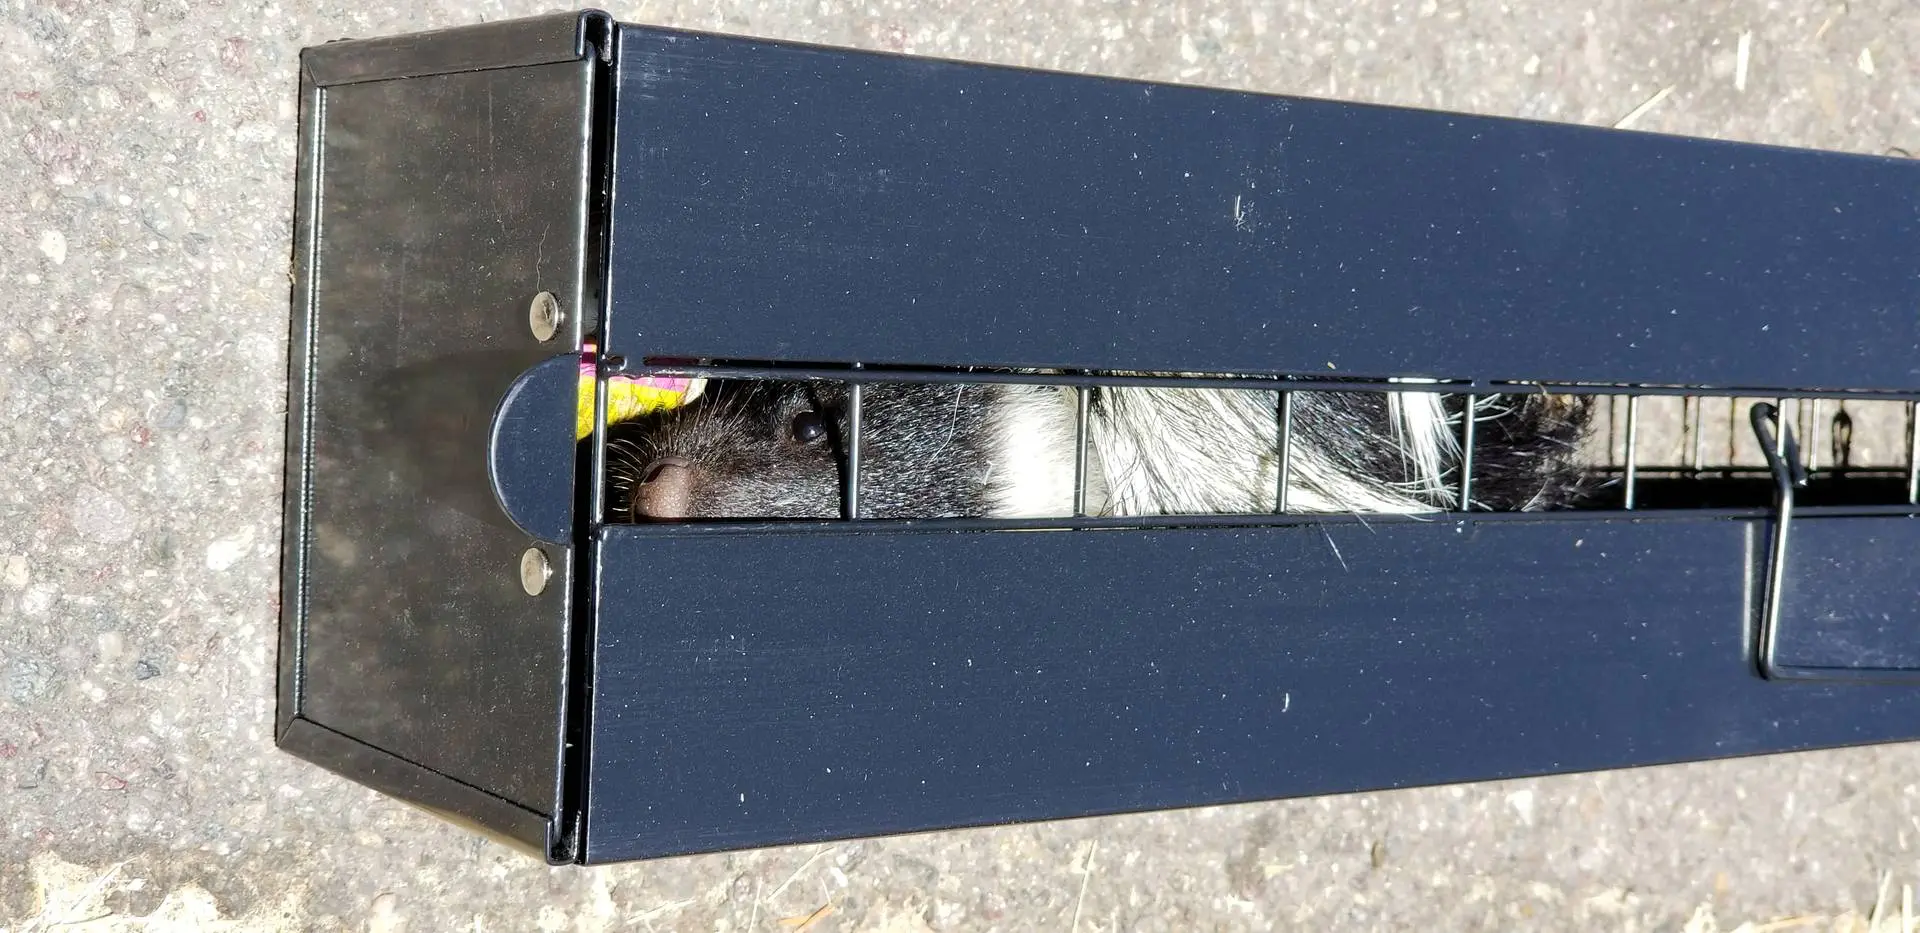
left=279, top=11, right=1920, bottom=864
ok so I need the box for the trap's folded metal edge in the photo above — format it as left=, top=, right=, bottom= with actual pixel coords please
left=301, top=10, right=609, bottom=87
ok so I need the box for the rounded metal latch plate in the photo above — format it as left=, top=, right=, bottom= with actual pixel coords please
left=520, top=547, right=553, bottom=596
left=528, top=291, right=564, bottom=342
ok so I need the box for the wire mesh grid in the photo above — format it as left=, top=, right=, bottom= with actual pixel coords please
left=1586, top=393, right=1919, bottom=510
left=594, top=360, right=1920, bottom=528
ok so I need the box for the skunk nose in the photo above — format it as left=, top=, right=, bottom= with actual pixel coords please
left=632, top=457, right=696, bottom=520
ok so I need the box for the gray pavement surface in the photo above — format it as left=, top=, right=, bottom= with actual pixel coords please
left=4, top=0, right=1920, bottom=930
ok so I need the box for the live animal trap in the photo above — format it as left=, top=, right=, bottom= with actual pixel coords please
left=279, top=11, right=1920, bottom=864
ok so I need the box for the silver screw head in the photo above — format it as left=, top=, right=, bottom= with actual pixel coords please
left=528, top=291, right=563, bottom=342
left=519, top=547, right=552, bottom=596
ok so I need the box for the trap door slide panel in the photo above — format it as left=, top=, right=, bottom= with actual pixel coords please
left=601, top=25, right=1920, bottom=390
left=579, top=518, right=1920, bottom=863
left=278, top=11, right=609, bottom=859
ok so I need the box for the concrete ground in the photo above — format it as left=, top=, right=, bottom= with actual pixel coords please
left=4, top=0, right=1919, bottom=929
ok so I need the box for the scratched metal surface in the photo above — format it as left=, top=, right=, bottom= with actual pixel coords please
left=5, top=1, right=1920, bottom=929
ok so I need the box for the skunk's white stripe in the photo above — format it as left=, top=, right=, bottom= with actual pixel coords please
left=986, top=381, right=1464, bottom=518
left=988, top=384, right=1080, bottom=518
left=1387, top=391, right=1456, bottom=509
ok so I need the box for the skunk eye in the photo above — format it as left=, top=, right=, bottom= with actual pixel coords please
left=789, top=410, right=829, bottom=444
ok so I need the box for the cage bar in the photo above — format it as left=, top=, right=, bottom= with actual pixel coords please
left=845, top=370, right=864, bottom=521
left=627, top=363, right=1463, bottom=395
left=1074, top=386, right=1092, bottom=518
left=1275, top=391, right=1294, bottom=514
left=1802, top=398, right=1820, bottom=473
left=1458, top=394, right=1478, bottom=510
left=1725, top=397, right=1738, bottom=468
left=1773, top=397, right=1788, bottom=460
left=1908, top=401, right=1919, bottom=505
left=1680, top=394, right=1694, bottom=473
left=1622, top=395, right=1641, bottom=510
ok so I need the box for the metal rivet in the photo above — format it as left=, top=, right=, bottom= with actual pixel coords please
left=519, top=547, right=552, bottom=596
left=528, top=291, right=563, bottom=342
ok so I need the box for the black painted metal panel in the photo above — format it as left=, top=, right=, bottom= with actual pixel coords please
left=580, top=518, right=1920, bottom=862
left=284, top=51, right=594, bottom=822
left=603, top=26, right=1920, bottom=391
left=1775, top=516, right=1920, bottom=675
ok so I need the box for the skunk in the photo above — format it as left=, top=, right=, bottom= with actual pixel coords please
left=604, top=377, right=1595, bottom=521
